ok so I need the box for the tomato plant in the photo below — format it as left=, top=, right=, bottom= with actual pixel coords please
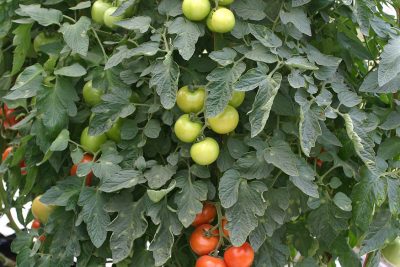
left=1, top=0, right=400, bottom=266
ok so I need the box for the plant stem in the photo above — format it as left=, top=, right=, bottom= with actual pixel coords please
left=213, top=202, right=225, bottom=255
left=91, top=28, right=108, bottom=61
left=0, top=253, right=15, bottom=267
left=0, top=178, right=21, bottom=233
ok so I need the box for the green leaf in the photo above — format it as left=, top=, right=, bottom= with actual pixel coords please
left=168, top=17, right=204, bottom=60
left=249, top=73, right=282, bottom=137
left=11, top=24, right=32, bottom=75
left=41, top=176, right=81, bottom=207
left=115, top=16, right=152, bottom=33
left=231, top=0, right=267, bottom=21
left=99, top=169, right=144, bottom=192
left=144, top=119, right=161, bottom=139
left=234, top=64, right=269, bottom=92
left=378, top=34, right=400, bottom=86
left=69, top=1, right=91, bottom=10
left=333, top=192, right=352, bottom=212
left=150, top=54, right=180, bottom=109
left=4, top=64, right=44, bottom=100
left=54, top=63, right=87, bottom=77
left=205, top=62, right=246, bottom=118
left=144, top=165, right=176, bottom=189
left=234, top=151, right=274, bottom=180
left=254, top=231, right=290, bottom=267
left=286, top=56, right=318, bottom=70
left=386, top=177, right=400, bottom=215
left=147, top=180, right=176, bottom=203
left=174, top=170, right=208, bottom=227
left=49, top=129, right=70, bottom=151
left=209, top=48, right=237, bottom=66
left=380, top=111, right=400, bottom=130
left=290, top=159, right=319, bottom=198
left=104, top=192, right=148, bottom=263
left=158, top=0, right=182, bottom=17
left=249, top=24, right=282, bottom=48
left=264, top=137, right=299, bottom=176
left=280, top=8, right=311, bottom=36
left=19, top=4, right=62, bottom=26
left=78, top=187, right=110, bottom=248
left=60, top=16, right=91, bottom=56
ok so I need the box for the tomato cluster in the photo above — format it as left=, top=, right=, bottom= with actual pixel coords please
left=190, top=203, right=254, bottom=267
left=0, top=104, right=18, bottom=129
left=182, top=0, right=236, bottom=33
left=91, top=0, right=132, bottom=29
left=174, top=86, right=244, bottom=165
left=2, top=146, right=27, bottom=175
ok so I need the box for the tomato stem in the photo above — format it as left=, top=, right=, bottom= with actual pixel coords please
left=212, top=202, right=225, bottom=255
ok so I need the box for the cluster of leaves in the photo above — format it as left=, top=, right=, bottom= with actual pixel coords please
left=1, top=0, right=400, bottom=266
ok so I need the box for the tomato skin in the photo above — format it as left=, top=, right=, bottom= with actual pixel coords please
left=31, top=219, right=41, bottom=229
left=70, top=154, right=94, bottom=186
left=103, top=7, right=124, bottom=29
left=33, top=33, right=58, bottom=53
left=32, top=195, right=54, bottom=224
left=208, top=7, right=235, bottom=33
left=316, top=159, right=323, bottom=168
left=80, top=127, right=108, bottom=153
left=192, top=202, right=217, bottom=226
left=91, top=0, right=112, bottom=25
left=20, top=161, right=27, bottom=175
left=228, top=91, right=245, bottom=108
left=223, top=242, right=254, bottom=267
left=176, top=86, right=205, bottom=113
left=2, top=146, right=13, bottom=162
left=222, top=218, right=229, bottom=237
left=190, top=224, right=219, bottom=256
left=182, top=0, right=211, bottom=21
left=381, top=237, right=400, bottom=267
left=218, top=0, right=234, bottom=5
left=38, top=235, right=46, bottom=242
left=174, top=114, right=202, bottom=143
left=196, top=255, right=227, bottom=267
left=106, top=118, right=123, bottom=143
left=83, top=80, right=103, bottom=107
left=208, top=105, right=239, bottom=134
left=190, top=137, right=220, bottom=165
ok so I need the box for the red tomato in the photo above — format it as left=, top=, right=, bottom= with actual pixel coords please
left=224, top=242, right=254, bottom=267
left=192, top=202, right=217, bottom=227
left=190, top=224, right=219, bottom=256
left=2, top=146, right=13, bottom=162
left=316, top=159, right=323, bottom=168
left=70, top=154, right=94, bottom=186
left=196, top=255, right=227, bottom=267
left=20, top=160, right=27, bottom=175
left=222, top=218, right=229, bottom=237
left=31, top=219, right=41, bottom=229
left=38, top=235, right=46, bottom=242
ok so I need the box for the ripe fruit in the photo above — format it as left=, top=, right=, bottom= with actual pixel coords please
left=31, top=219, right=41, bottom=229
left=196, top=255, right=227, bottom=267
left=83, top=80, right=104, bottom=107
left=20, top=161, right=27, bottom=176
left=106, top=119, right=123, bottom=143
left=218, top=0, right=234, bottom=5
left=32, top=195, right=54, bottom=224
left=192, top=202, right=217, bottom=226
left=2, top=146, right=13, bottom=161
left=316, top=159, right=323, bottom=168
left=103, top=7, right=124, bottom=29
left=381, top=237, right=400, bottom=267
left=228, top=91, right=245, bottom=108
left=70, top=154, right=94, bottom=186
left=176, top=86, right=205, bottom=113
left=182, top=0, right=211, bottom=21
left=91, top=0, right=112, bottom=25
left=223, top=242, right=254, bottom=267
left=208, top=105, right=239, bottom=134
left=190, top=137, right=220, bottom=165
left=80, top=127, right=107, bottom=153
left=38, top=235, right=46, bottom=242
left=190, top=224, right=219, bottom=255
left=208, top=7, right=235, bottom=33
left=174, top=114, right=202, bottom=143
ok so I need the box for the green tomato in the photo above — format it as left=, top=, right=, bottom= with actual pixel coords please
left=208, top=7, right=235, bottom=33
left=33, top=33, right=58, bottom=53
left=229, top=91, right=245, bottom=108
left=379, top=94, right=391, bottom=105
left=176, top=86, right=205, bottom=113
left=174, top=114, right=202, bottom=143
left=218, top=0, right=234, bottom=5
left=208, top=105, right=239, bottom=134
left=190, top=137, right=219, bottom=165
left=382, top=237, right=400, bottom=267
left=182, top=0, right=211, bottom=21
left=80, top=127, right=107, bottom=153
left=83, top=80, right=104, bottom=106
left=103, top=7, right=124, bottom=29
left=206, top=11, right=215, bottom=32
left=91, top=0, right=112, bottom=25
left=106, top=118, right=122, bottom=143
left=32, top=195, right=54, bottom=224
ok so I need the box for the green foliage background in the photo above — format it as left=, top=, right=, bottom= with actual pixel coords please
left=0, top=0, right=400, bottom=266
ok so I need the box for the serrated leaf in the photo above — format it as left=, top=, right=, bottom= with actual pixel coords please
left=54, top=63, right=87, bottom=77
left=286, top=56, right=318, bottom=70
left=280, top=8, right=311, bottom=36
left=290, top=159, right=319, bottom=198
left=254, top=231, right=290, bottom=267
left=234, top=64, right=269, bottom=92
left=100, top=169, right=143, bottom=192
left=378, top=36, right=400, bottom=86
left=12, top=24, right=32, bottom=75
left=231, top=0, right=267, bottom=21
left=19, top=4, right=62, bottom=26
left=5, top=64, right=44, bottom=100
left=59, top=16, right=91, bottom=56
left=264, top=137, right=299, bottom=176
left=115, top=16, right=152, bottom=33
left=209, top=48, right=237, bottom=66
left=148, top=180, right=176, bottom=203
left=144, top=165, right=176, bottom=189
left=249, top=24, right=282, bottom=48
left=144, top=119, right=161, bottom=139
left=168, top=17, right=204, bottom=60
left=41, top=176, right=81, bottom=206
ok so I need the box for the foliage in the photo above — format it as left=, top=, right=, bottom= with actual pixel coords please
left=0, top=0, right=400, bottom=266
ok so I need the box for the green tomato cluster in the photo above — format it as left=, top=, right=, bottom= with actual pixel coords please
left=182, top=0, right=236, bottom=33
left=91, top=0, right=124, bottom=29
left=174, top=86, right=244, bottom=166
